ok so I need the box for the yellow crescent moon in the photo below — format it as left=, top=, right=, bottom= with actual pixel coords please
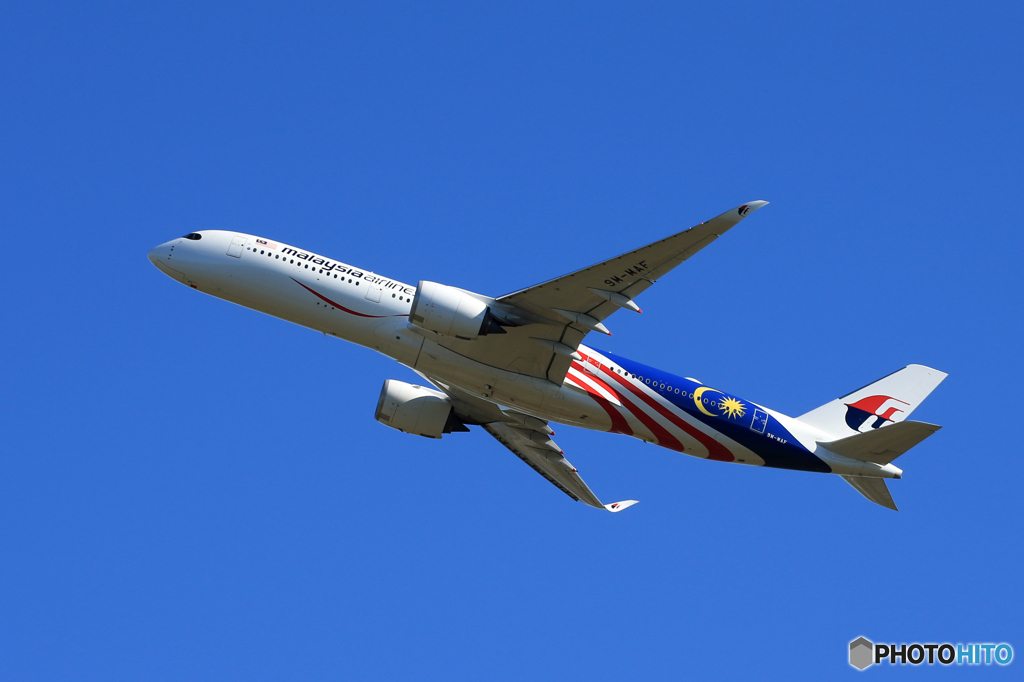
left=693, top=387, right=724, bottom=417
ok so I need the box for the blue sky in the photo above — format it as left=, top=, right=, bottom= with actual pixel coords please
left=2, top=2, right=1022, bottom=679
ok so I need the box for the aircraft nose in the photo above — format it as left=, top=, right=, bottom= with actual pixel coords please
left=147, top=241, right=186, bottom=280
left=147, top=244, right=166, bottom=266
left=148, top=242, right=174, bottom=268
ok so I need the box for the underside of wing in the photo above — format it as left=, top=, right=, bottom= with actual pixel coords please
left=483, top=422, right=638, bottom=512
left=419, top=373, right=510, bottom=424
left=422, top=375, right=636, bottom=512
left=418, top=201, right=767, bottom=386
left=499, top=201, right=769, bottom=326
left=421, top=372, right=630, bottom=509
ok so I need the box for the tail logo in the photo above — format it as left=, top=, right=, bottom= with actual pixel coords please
left=845, top=395, right=909, bottom=432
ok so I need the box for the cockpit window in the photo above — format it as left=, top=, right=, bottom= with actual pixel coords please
left=183, top=233, right=202, bottom=240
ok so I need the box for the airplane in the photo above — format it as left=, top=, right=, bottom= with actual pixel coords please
left=148, top=201, right=946, bottom=512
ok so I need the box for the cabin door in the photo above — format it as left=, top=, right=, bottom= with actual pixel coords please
left=226, top=236, right=247, bottom=258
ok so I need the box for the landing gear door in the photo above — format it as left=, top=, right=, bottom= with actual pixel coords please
left=227, top=236, right=247, bottom=258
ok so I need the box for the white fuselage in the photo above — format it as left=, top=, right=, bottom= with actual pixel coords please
left=148, top=229, right=902, bottom=480
left=148, top=230, right=612, bottom=429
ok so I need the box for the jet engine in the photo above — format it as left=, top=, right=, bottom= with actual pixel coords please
left=409, top=281, right=505, bottom=340
left=374, top=379, right=469, bottom=439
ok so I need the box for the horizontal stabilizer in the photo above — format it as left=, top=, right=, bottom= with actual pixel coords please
left=842, top=475, right=898, bottom=511
left=820, top=420, right=941, bottom=464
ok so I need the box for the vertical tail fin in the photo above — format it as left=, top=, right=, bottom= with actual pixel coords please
left=798, top=364, right=947, bottom=439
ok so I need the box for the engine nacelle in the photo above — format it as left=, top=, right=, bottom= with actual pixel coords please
left=374, top=379, right=468, bottom=439
left=409, top=281, right=504, bottom=340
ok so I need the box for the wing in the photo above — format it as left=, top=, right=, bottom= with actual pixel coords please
left=423, top=375, right=637, bottom=512
left=500, top=200, right=769, bottom=322
left=422, top=201, right=768, bottom=385
left=483, top=422, right=638, bottom=512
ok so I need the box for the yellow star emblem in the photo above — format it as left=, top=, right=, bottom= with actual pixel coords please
left=719, top=396, right=746, bottom=419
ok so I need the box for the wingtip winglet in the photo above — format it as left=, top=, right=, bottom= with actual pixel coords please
left=604, top=500, right=639, bottom=512
left=737, top=200, right=769, bottom=216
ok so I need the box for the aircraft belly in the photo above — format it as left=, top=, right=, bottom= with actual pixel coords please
left=411, top=340, right=614, bottom=430
left=535, top=380, right=616, bottom=431
left=372, top=320, right=424, bottom=367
